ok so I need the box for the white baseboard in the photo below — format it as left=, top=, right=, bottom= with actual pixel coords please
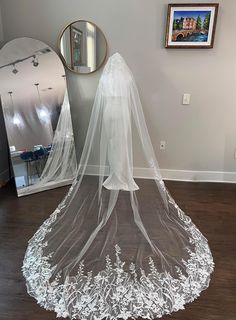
left=0, top=168, right=9, bottom=184
left=84, top=165, right=236, bottom=183
left=160, top=169, right=236, bottom=183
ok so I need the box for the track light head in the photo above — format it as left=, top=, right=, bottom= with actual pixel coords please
left=32, top=56, right=39, bottom=67
left=12, top=64, right=18, bottom=74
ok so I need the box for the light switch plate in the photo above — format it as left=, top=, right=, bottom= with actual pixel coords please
left=182, top=93, right=191, bottom=105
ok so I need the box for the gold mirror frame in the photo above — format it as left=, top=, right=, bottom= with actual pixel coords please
left=58, top=20, right=108, bottom=75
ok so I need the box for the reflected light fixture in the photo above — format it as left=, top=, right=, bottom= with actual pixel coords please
left=8, top=91, right=24, bottom=128
left=12, top=114, right=22, bottom=126
left=34, top=83, right=42, bottom=105
left=41, top=87, right=53, bottom=92
left=38, top=108, right=49, bottom=120
left=12, top=64, right=18, bottom=74
left=8, top=91, right=14, bottom=106
left=35, top=83, right=51, bottom=125
left=0, top=49, right=47, bottom=74
left=32, top=55, right=39, bottom=67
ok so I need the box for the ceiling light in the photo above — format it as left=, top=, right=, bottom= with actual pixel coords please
left=36, top=47, right=51, bottom=55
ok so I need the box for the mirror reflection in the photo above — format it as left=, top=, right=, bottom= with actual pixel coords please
left=0, top=37, right=76, bottom=197
left=59, top=20, right=107, bottom=74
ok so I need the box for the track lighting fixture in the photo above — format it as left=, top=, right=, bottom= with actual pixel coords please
left=0, top=49, right=48, bottom=73
left=12, top=64, right=18, bottom=74
left=32, top=55, right=39, bottom=67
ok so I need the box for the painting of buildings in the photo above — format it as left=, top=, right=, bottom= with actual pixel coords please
left=172, top=11, right=211, bottom=42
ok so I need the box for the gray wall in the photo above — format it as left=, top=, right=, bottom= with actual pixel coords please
left=0, top=0, right=236, bottom=177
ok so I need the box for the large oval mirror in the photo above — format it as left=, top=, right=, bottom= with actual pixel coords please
left=0, top=37, right=77, bottom=197
left=59, top=20, right=107, bottom=74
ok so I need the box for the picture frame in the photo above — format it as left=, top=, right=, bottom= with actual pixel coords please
left=70, top=25, right=83, bottom=69
left=165, top=3, right=219, bottom=49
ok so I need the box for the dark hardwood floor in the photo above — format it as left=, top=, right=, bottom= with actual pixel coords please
left=0, top=180, right=235, bottom=320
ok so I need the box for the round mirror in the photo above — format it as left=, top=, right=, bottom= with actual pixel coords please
left=59, top=20, right=107, bottom=74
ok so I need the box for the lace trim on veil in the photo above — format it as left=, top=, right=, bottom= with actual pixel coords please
left=22, top=182, right=214, bottom=320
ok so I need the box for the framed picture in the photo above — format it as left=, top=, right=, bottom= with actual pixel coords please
left=70, top=26, right=83, bottom=69
left=165, top=3, right=219, bottom=48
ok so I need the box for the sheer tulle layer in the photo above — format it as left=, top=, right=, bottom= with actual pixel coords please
left=22, top=53, right=214, bottom=320
left=22, top=178, right=214, bottom=320
left=19, top=90, right=77, bottom=196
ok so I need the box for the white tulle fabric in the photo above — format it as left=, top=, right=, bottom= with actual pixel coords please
left=22, top=53, right=214, bottom=320
left=101, top=73, right=139, bottom=191
left=20, top=90, right=77, bottom=195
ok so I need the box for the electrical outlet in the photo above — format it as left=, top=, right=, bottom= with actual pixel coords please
left=160, top=141, right=166, bottom=150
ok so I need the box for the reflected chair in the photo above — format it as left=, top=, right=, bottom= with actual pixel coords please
left=45, top=144, right=52, bottom=153
left=20, top=151, right=35, bottom=186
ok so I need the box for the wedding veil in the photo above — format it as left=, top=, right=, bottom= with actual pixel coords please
left=23, top=53, right=214, bottom=320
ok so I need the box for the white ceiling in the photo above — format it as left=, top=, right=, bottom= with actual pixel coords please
left=0, top=37, right=66, bottom=109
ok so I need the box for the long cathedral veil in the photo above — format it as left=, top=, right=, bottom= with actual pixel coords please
left=22, top=53, right=214, bottom=320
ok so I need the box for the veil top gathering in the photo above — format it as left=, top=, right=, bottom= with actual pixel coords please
left=22, top=53, right=214, bottom=320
